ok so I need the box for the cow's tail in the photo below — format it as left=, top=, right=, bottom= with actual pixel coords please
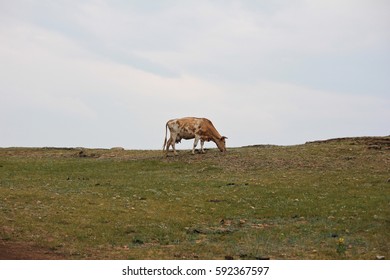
left=162, top=122, right=168, bottom=152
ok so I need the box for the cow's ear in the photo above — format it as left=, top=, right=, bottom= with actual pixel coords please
left=221, top=136, right=228, bottom=140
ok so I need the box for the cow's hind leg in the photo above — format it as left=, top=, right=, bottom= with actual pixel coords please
left=172, top=141, right=178, bottom=156
left=169, top=134, right=178, bottom=156
left=165, top=136, right=178, bottom=156
left=165, top=138, right=172, bottom=156
left=167, top=139, right=178, bottom=156
left=192, top=136, right=200, bottom=155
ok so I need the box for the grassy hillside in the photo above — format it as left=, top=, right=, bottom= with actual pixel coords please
left=0, top=137, right=389, bottom=259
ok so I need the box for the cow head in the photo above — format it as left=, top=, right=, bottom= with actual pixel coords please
left=216, top=136, right=228, bottom=152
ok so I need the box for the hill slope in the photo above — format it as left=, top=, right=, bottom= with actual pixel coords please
left=0, top=137, right=389, bottom=259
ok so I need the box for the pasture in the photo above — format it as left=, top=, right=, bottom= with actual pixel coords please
left=0, top=137, right=389, bottom=259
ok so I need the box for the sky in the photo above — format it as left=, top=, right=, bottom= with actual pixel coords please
left=1, top=0, right=389, bottom=149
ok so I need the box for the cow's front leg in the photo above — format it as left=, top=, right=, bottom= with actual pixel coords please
left=168, top=135, right=178, bottom=156
left=200, top=140, right=205, bottom=153
left=192, top=136, right=200, bottom=154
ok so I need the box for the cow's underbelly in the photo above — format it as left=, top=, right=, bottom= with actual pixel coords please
left=200, top=135, right=212, bottom=142
left=178, top=132, right=195, bottom=140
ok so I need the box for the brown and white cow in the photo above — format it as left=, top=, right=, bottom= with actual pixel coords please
left=163, top=117, right=227, bottom=155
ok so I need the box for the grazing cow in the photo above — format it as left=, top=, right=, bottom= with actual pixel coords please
left=163, top=117, right=227, bottom=155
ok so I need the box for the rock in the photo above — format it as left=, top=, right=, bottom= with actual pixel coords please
left=368, top=145, right=381, bottom=150
left=376, top=255, right=385, bottom=260
left=208, top=199, right=223, bottom=203
left=76, top=150, right=98, bottom=158
left=220, top=219, right=232, bottom=226
left=78, top=150, right=87, bottom=157
left=111, top=147, right=125, bottom=151
left=132, top=238, right=144, bottom=245
left=1, top=226, right=14, bottom=234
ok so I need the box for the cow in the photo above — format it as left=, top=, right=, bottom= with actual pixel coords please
left=163, top=117, right=227, bottom=155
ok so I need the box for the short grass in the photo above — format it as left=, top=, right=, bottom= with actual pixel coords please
left=0, top=138, right=389, bottom=259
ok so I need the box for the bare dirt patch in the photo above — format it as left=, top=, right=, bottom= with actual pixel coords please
left=0, top=240, right=66, bottom=260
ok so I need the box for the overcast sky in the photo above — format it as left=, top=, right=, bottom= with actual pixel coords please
left=1, top=0, right=389, bottom=149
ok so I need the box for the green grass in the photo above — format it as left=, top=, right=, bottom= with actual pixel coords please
left=0, top=138, right=389, bottom=259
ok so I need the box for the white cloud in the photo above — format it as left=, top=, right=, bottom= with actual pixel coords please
left=0, top=22, right=98, bottom=119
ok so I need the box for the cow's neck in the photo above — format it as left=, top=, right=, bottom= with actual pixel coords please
left=209, top=129, right=222, bottom=142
